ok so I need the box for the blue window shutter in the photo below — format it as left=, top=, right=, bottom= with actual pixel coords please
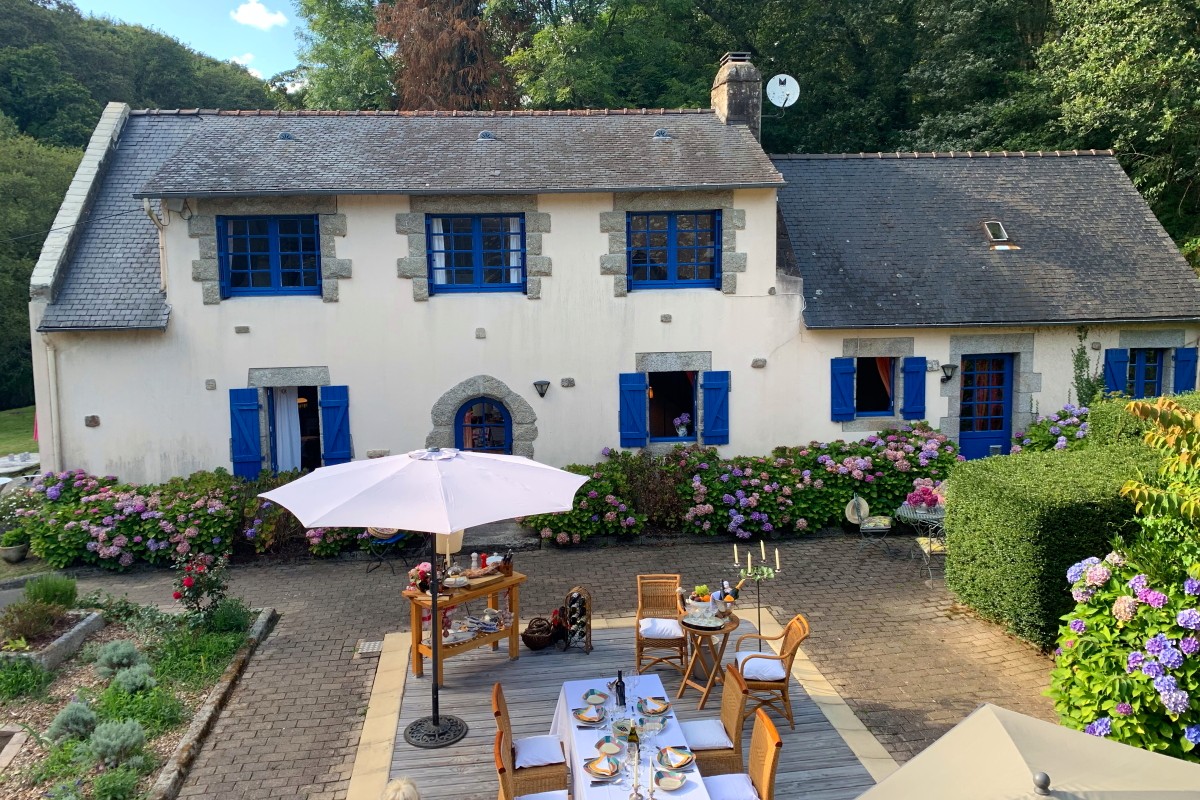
left=831, top=358, right=856, bottom=421
left=319, top=385, right=352, bottom=465
left=216, top=218, right=231, bottom=299
left=1103, top=349, right=1129, bottom=393
left=701, top=371, right=731, bottom=446
left=229, top=388, right=262, bottom=479
left=901, top=357, right=927, bottom=420
left=618, top=373, right=648, bottom=448
left=1174, top=347, right=1198, bottom=394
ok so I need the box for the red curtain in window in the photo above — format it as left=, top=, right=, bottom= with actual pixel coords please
left=875, top=357, right=893, bottom=400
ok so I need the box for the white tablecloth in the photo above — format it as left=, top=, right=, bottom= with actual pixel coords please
left=549, top=674, right=712, bottom=800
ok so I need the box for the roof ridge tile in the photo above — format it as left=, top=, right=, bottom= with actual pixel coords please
left=767, top=149, right=1117, bottom=160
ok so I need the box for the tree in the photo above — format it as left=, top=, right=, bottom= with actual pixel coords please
left=295, top=0, right=396, bottom=110
left=0, top=118, right=80, bottom=408
left=1039, top=0, right=1200, bottom=266
left=376, top=0, right=518, bottom=110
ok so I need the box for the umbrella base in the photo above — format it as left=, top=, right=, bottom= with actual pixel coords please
left=403, top=715, right=469, bottom=748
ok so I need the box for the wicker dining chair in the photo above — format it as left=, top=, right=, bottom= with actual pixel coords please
left=491, top=683, right=567, bottom=796
left=700, top=708, right=784, bottom=800
left=730, top=613, right=811, bottom=730
left=680, top=663, right=751, bottom=776
left=635, top=573, right=687, bottom=675
left=494, top=730, right=568, bottom=800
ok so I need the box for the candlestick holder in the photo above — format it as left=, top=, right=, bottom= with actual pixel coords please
left=737, top=563, right=779, bottom=652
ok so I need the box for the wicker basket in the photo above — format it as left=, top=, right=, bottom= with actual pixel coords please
left=521, top=617, right=557, bottom=651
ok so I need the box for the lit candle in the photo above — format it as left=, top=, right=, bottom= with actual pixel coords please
left=747, top=551, right=752, bottom=571
left=775, top=548, right=780, bottom=570
left=733, top=543, right=739, bottom=565
left=760, top=540, right=766, bottom=559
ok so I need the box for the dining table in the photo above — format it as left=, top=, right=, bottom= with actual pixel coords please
left=549, top=673, right=713, bottom=799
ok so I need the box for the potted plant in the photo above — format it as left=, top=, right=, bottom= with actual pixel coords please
left=0, top=527, right=29, bottom=563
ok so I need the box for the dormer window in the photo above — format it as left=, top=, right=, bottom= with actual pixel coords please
left=984, top=220, right=1019, bottom=250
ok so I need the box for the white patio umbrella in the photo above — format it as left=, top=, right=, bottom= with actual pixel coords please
left=260, top=447, right=588, bottom=748
left=857, top=704, right=1200, bottom=799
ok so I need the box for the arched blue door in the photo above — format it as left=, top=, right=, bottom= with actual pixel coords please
left=455, top=398, right=512, bottom=454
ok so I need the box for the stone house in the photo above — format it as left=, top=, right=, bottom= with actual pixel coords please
left=28, top=54, right=1200, bottom=482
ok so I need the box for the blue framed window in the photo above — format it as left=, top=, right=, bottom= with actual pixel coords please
left=1127, top=348, right=1164, bottom=398
left=627, top=211, right=721, bottom=289
left=427, top=214, right=525, bottom=293
left=217, top=216, right=321, bottom=297
left=455, top=398, right=512, bottom=454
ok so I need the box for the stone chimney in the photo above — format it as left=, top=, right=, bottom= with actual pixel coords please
left=710, top=52, right=762, bottom=142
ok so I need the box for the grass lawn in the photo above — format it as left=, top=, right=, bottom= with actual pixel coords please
left=0, top=406, right=36, bottom=457
left=0, top=556, right=47, bottom=582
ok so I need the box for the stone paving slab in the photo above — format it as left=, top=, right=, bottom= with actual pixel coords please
left=72, top=529, right=1053, bottom=798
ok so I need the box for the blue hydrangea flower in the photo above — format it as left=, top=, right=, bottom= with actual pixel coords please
left=1146, top=633, right=1172, bottom=656
left=1128, top=574, right=1149, bottom=592
left=1178, top=608, right=1200, bottom=631
left=1084, top=717, right=1112, bottom=737
left=1161, top=689, right=1190, bottom=715
left=1069, top=619, right=1086, bottom=634
left=1160, top=647, right=1184, bottom=670
left=1154, top=675, right=1178, bottom=694
left=1142, top=660, right=1165, bottom=679
left=1185, top=577, right=1200, bottom=596
left=1186, top=725, right=1200, bottom=745
left=1067, top=561, right=1087, bottom=583
left=1126, top=651, right=1145, bottom=673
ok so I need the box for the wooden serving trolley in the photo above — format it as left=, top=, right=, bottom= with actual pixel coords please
left=403, top=571, right=527, bottom=687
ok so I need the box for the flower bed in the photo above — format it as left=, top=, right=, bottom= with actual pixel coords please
left=1010, top=402, right=1090, bottom=453
left=6, top=469, right=369, bottom=571
left=0, top=591, right=258, bottom=799
left=522, top=423, right=961, bottom=545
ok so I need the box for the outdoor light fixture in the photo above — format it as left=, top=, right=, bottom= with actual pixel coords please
left=533, top=380, right=550, bottom=398
left=941, top=363, right=958, bottom=383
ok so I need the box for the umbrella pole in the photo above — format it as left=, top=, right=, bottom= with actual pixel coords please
left=404, top=532, right=468, bottom=748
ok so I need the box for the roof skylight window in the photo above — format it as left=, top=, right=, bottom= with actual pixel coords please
left=984, top=220, right=1019, bottom=250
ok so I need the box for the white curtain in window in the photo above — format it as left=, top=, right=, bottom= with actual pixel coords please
left=430, top=217, right=447, bottom=284
left=506, top=216, right=522, bottom=284
left=273, top=387, right=301, bottom=472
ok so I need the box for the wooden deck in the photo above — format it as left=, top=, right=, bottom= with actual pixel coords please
left=389, top=618, right=876, bottom=799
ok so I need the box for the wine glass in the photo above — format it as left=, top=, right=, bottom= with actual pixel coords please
left=626, top=670, right=642, bottom=715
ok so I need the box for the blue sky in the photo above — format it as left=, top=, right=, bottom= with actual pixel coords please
left=72, top=1, right=307, bottom=80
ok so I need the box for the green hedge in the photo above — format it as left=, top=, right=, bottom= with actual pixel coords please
left=945, top=444, right=1157, bottom=648
left=1086, top=390, right=1200, bottom=447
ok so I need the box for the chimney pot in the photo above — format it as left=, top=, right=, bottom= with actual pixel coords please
left=711, top=52, right=762, bottom=142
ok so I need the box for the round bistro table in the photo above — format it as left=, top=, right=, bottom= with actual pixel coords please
left=676, top=613, right=740, bottom=710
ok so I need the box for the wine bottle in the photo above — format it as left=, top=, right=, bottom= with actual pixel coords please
left=614, top=670, right=626, bottom=708
left=627, top=719, right=640, bottom=747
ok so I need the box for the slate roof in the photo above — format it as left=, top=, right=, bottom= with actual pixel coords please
left=773, top=152, right=1200, bottom=328
left=135, top=109, right=783, bottom=198
left=38, top=113, right=195, bottom=331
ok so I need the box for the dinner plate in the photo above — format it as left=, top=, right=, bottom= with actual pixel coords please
left=594, top=735, right=624, bottom=756
left=654, top=769, right=687, bottom=791
left=573, top=706, right=606, bottom=725
left=610, top=718, right=633, bottom=738
left=583, top=755, right=621, bottom=779
left=638, top=697, right=671, bottom=716
left=656, top=746, right=694, bottom=770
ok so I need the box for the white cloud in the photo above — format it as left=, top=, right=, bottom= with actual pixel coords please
left=229, top=53, right=264, bottom=79
left=230, top=0, right=287, bottom=31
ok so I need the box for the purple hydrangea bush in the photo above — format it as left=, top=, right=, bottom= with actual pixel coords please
left=1050, top=552, right=1200, bottom=759
left=519, top=461, right=645, bottom=547
left=1010, top=403, right=1088, bottom=454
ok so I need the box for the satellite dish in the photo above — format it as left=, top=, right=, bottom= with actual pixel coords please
left=766, top=74, right=799, bottom=108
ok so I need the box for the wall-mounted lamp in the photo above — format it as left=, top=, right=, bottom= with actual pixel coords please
left=940, top=363, right=958, bottom=383
left=533, top=380, right=550, bottom=398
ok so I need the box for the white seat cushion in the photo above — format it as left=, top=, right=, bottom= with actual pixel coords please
left=736, top=651, right=787, bottom=681
left=703, top=772, right=760, bottom=800
left=639, top=617, right=684, bottom=639
left=516, top=792, right=568, bottom=800
left=679, top=718, right=734, bottom=751
left=514, top=734, right=564, bottom=768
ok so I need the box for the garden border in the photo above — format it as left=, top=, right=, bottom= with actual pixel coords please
left=146, top=606, right=278, bottom=800
left=0, top=610, right=105, bottom=671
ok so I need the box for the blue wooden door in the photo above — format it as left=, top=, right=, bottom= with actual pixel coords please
left=959, top=354, right=1013, bottom=459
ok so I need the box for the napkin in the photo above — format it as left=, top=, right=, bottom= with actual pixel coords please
left=661, top=746, right=692, bottom=769
left=586, top=755, right=619, bottom=777
left=574, top=706, right=603, bottom=723
left=641, top=696, right=668, bottom=713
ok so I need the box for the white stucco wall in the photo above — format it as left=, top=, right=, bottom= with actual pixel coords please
left=29, top=187, right=1200, bottom=484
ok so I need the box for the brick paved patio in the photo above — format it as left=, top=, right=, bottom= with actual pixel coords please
left=74, top=529, right=1053, bottom=798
